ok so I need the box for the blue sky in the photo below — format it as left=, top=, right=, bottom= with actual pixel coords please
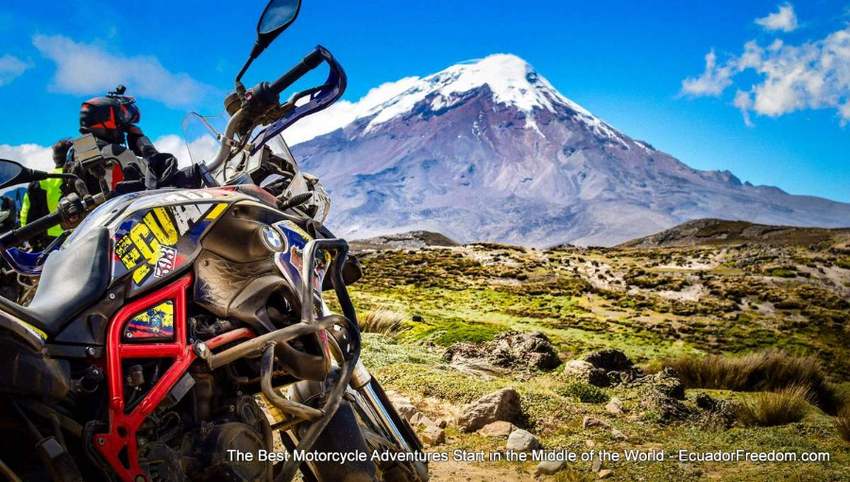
left=0, top=0, right=848, bottom=202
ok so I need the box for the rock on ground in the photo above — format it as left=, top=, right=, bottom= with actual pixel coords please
left=420, top=425, right=446, bottom=446
left=584, top=349, right=633, bottom=372
left=605, top=397, right=624, bottom=416
left=409, top=412, right=440, bottom=431
left=564, top=359, right=610, bottom=387
left=582, top=416, right=610, bottom=429
left=583, top=349, right=642, bottom=385
left=632, top=368, right=692, bottom=423
left=386, top=391, right=418, bottom=421
left=506, top=429, right=540, bottom=451
left=695, top=392, right=738, bottom=428
left=457, top=388, right=523, bottom=432
left=535, top=459, right=566, bottom=476
left=445, top=331, right=560, bottom=373
left=477, top=421, right=515, bottom=438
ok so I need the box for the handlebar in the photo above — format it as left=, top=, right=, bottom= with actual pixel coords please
left=1, top=211, right=63, bottom=246
left=0, top=192, right=106, bottom=248
left=269, top=47, right=327, bottom=95
left=207, top=45, right=342, bottom=174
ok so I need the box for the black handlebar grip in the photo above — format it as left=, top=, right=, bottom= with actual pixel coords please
left=269, top=47, right=327, bottom=95
left=2, top=211, right=63, bottom=246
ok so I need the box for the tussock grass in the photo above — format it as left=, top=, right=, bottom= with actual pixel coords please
left=737, top=385, right=810, bottom=427
left=556, top=381, right=609, bottom=403
left=663, top=350, right=842, bottom=413
left=360, top=308, right=406, bottom=334
left=836, top=405, right=850, bottom=443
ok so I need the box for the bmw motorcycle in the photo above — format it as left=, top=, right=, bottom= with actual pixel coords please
left=0, top=1, right=427, bottom=481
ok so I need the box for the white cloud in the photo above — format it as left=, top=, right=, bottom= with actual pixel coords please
left=33, top=34, right=212, bottom=108
left=0, top=54, right=30, bottom=86
left=681, top=50, right=735, bottom=96
left=154, top=134, right=220, bottom=168
left=755, top=3, right=799, bottom=32
left=0, top=143, right=53, bottom=172
left=153, top=135, right=192, bottom=167
left=733, top=90, right=754, bottom=126
left=683, top=22, right=850, bottom=124
left=283, top=76, right=421, bottom=145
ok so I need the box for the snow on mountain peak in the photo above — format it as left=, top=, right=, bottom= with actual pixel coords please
left=283, top=53, right=622, bottom=145
left=364, top=53, right=590, bottom=129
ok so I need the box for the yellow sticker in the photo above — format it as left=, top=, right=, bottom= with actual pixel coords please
left=205, top=203, right=229, bottom=220
left=117, top=207, right=181, bottom=284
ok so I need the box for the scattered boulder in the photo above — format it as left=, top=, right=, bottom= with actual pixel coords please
left=457, top=388, right=522, bottom=432
left=445, top=331, right=560, bottom=373
left=564, top=360, right=610, bottom=387
left=564, top=359, right=593, bottom=376
left=409, top=412, right=440, bottom=430
left=695, top=393, right=738, bottom=429
left=582, top=416, right=610, bottom=429
left=648, top=368, right=686, bottom=400
left=610, top=428, right=628, bottom=441
left=605, top=397, right=625, bottom=416
left=492, top=331, right=560, bottom=370
left=386, top=391, right=417, bottom=420
left=477, top=421, right=515, bottom=438
left=598, top=469, right=613, bottom=479
left=591, top=456, right=602, bottom=473
left=385, top=391, right=448, bottom=445
left=420, top=425, right=445, bottom=446
left=584, top=349, right=633, bottom=372
left=583, top=349, right=642, bottom=384
left=535, top=460, right=566, bottom=476
left=632, top=368, right=692, bottom=423
left=694, top=392, right=719, bottom=410
left=506, top=429, right=540, bottom=451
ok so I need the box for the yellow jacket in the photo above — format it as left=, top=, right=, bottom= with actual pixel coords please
left=20, top=167, right=65, bottom=238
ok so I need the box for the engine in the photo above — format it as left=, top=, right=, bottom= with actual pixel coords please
left=127, top=325, right=274, bottom=482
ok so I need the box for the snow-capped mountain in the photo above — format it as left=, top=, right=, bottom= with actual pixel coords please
left=291, top=54, right=850, bottom=246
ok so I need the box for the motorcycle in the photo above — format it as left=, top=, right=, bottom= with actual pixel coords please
left=0, top=1, right=427, bottom=480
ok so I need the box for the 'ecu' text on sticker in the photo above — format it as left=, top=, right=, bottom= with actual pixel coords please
left=115, top=202, right=226, bottom=285
left=115, top=207, right=179, bottom=284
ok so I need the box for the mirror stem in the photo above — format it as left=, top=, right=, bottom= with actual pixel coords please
left=235, top=41, right=267, bottom=86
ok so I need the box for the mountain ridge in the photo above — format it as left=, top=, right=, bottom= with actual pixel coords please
left=292, top=53, right=850, bottom=247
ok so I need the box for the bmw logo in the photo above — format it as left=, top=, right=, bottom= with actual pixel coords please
left=260, top=225, right=285, bottom=251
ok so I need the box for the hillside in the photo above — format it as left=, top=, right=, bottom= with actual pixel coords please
left=344, top=231, right=850, bottom=480
left=350, top=230, right=458, bottom=252
left=292, top=54, right=850, bottom=247
left=620, top=219, right=850, bottom=249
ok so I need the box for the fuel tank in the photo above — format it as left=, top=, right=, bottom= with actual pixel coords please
left=54, top=186, right=324, bottom=346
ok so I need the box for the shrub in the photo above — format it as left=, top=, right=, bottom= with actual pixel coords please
left=360, top=309, right=406, bottom=334
left=737, top=385, right=810, bottom=427
left=836, top=405, right=850, bottom=443
left=662, top=350, right=841, bottom=414
left=766, top=266, right=797, bottom=278
left=557, top=381, right=609, bottom=403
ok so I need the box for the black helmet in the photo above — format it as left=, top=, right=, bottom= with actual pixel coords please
left=79, top=85, right=140, bottom=144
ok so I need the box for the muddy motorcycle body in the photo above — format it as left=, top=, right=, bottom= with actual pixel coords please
left=0, top=185, right=426, bottom=481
